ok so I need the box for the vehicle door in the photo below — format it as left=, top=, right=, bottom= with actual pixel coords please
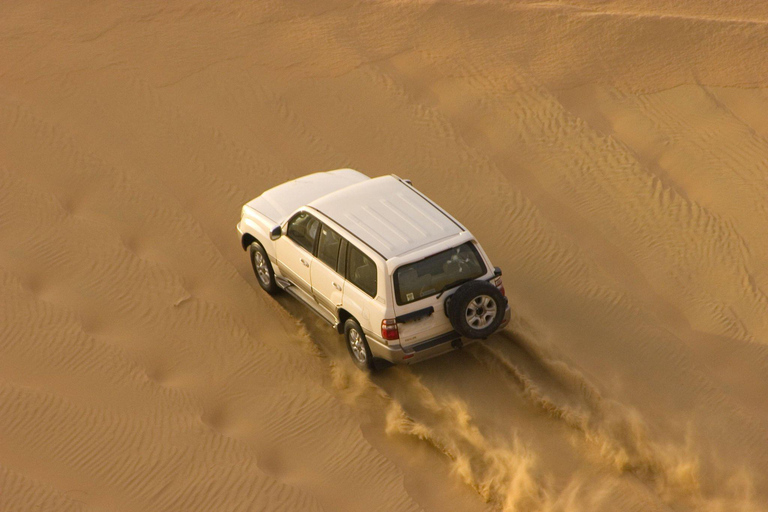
left=310, top=225, right=346, bottom=317
left=342, top=244, right=378, bottom=330
left=393, top=242, right=487, bottom=347
left=274, top=211, right=320, bottom=295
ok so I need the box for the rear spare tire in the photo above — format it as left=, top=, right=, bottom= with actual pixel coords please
left=446, top=280, right=506, bottom=339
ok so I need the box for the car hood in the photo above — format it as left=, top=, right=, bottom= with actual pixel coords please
left=246, top=168, right=369, bottom=223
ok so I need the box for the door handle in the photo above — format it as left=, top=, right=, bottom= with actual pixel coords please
left=332, top=282, right=342, bottom=291
left=300, top=258, right=309, bottom=267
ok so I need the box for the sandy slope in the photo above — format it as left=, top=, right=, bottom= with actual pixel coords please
left=1, top=1, right=767, bottom=511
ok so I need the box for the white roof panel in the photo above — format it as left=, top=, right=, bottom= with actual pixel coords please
left=309, top=176, right=463, bottom=259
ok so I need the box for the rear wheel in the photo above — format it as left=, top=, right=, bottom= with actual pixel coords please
left=249, top=242, right=279, bottom=295
left=344, top=318, right=374, bottom=371
left=446, top=280, right=506, bottom=339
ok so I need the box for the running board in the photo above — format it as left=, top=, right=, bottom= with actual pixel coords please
left=275, top=276, right=292, bottom=289
left=277, top=278, right=337, bottom=327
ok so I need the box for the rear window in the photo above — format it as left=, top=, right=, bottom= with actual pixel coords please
left=394, top=242, right=486, bottom=305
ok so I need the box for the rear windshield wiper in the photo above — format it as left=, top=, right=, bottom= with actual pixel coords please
left=435, top=278, right=471, bottom=299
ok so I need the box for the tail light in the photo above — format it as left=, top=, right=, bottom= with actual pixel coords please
left=381, top=319, right=399, bottom=341
left=494, top=276, right=506, bottom=297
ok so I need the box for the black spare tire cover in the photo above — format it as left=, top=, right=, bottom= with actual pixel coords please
left=445, top=280, right=506, bottom=339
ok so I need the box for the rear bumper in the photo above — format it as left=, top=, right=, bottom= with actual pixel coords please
left=367, top=303, right=511, bottom=365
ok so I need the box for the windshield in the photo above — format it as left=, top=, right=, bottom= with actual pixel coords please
left=394, top=242, right=486, bottom=305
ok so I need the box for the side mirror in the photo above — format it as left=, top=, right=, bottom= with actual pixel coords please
left=403, top=179, right=412, bottom=185
left=493, top=266, right=502, bottom=277
left=269, top=225, right=282, bottom=240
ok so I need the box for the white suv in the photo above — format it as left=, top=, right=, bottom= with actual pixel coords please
left=237, top=169, right=510, bottom=370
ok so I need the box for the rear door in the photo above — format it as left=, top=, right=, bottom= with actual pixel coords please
left=275, top=211, right=320, bottom=295
left=394, top=294, right=455, bottom=347
left=311, top=224, right=345, bottom=316
left=392, top=242, right=487, bottom=347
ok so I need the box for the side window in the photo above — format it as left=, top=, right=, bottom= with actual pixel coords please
left=316, top=224, right=342, bottom=269
left=337, top=239, right=348, bottom=275
left=346, top=245, right=377, bottom=297
left=286, top=212, right=320, bottom=253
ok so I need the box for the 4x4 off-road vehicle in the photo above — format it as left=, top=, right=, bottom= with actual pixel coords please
left=237, top=169, right=510, bottom=370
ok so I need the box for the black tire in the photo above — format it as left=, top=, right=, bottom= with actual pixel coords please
left=344, top=318, right=375, bottom=371
left=249, top=242, right=279, bottom=295
left=445, top=280, right=506, bottom=339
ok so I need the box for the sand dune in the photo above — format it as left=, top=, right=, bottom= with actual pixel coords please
left=2, top=1, right=768, bottom=511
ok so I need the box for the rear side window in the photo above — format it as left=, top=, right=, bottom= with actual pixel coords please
left=316, top=224, right=342, bottom=269
left=346, top=245, right=377, bottom=297
left=286, top=212, right=320, bottom=253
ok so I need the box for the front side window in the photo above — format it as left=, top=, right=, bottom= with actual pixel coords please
left=346, top=245, right=377, bottom=297
left=286, top=211, right=320, bottom=253
left=316, top=224, right=342, bottom=269
left=394, top=242, right=486, bottom=305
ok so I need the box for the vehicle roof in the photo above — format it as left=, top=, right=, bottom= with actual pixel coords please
left=246, top=168, right=369, bottom=223
left=309, top=175, right=465, bottom=260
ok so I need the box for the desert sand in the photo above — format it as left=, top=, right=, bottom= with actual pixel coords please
left=2, top=1, right=768, bottom=511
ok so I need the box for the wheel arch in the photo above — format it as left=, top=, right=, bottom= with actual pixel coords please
left=336, top=308, right=354, bottom=334
left=241, top=233, right=257, bottom=251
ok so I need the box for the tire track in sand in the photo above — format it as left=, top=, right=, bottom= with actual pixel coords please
left=305, top=16, right=768, bottom=509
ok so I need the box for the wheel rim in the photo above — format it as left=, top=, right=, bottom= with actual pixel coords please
left=254, top=251, right=270, bottom=285
left=465, top=295, right=497, bottom=330
left=349, top=328, right=367, bottom=363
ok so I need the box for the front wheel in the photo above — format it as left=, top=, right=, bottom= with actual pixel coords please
left=344, top=319, right=374, bottom=371
left=249, top=242, right=279, bottom=295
